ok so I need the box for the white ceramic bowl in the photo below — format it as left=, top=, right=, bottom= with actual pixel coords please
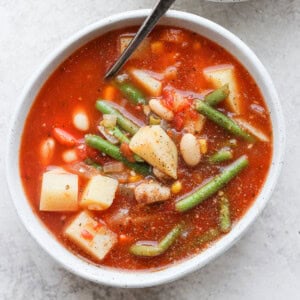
left=6, top=9, right=285, bottom=288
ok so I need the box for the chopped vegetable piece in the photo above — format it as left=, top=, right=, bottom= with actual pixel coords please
left=52, top=128, right=78, bottom=147
left=129, top=223, right=183, bottom=257
left=40, top=170, right=78, bottom=211
left=95, top=100, right=140, bottom=135
left=134, top=181, right=171, bottom=204
left=85, top=134, right=151, bottom=176
left=204, top=65, right=241, bottom=114
left=80, top=175, right=118, bottom=210
left=199, top=138, right=208, bottom=154
left=171, top=181, right=182, bottom=194
left=204, top=84, right=230, bottom=106
left=195, top=101, right=255, bottom=142
left=149, top=114, right=161, bottom=125
left=196, top=228, right=220, bottom=246
left=130, top=69, right=162, bottom=97
left=103, top=161, right=124, bottom=173
left=65, top=211, right=117, bottom=261
left=209, top=148, right=233, bottom=164
left=65, top=161, right=101, bottom=179
left=175, top=155, right=249, bottom=212
left=219, top=196, right=231, bottom=233
left=118, top=82, right=146, bottom=105
left=102, top=114, right=117, bottom=128
left=103, top=85, right=117, bottom=101
left=129, top=125, right=178, bottom=179
left=110, top=126, right=130, bottom=144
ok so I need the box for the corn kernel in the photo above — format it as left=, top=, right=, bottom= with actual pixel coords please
left=128, top=174, right=143, bottom=183
left=171, top=181, right=182, bottom=194
left=199, top=139, right=208, bottom=154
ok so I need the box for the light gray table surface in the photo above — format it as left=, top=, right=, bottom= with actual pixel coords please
left=1, top=0, right=299, bottom=299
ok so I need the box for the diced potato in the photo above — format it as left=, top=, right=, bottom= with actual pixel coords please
left=204, top=65, right=241, bottom=114
left=40, top=170, right=78, bottom=211
left=129, top=125, right=178, bottom=179
left=130, top=69, right=162, bottom=97
left=184, top=114, right=206, bottom=134
left=235, top=118, right=270, bottom=142
left=119, top=35, right=150, bottom=58
left=80, top=175, right=118, bottom=211
left=65, top=211, right=117, bottom=261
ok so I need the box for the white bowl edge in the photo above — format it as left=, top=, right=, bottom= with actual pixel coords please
left=5, top=9, right=285, bottom=288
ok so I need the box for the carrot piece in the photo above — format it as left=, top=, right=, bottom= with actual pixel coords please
left=103, top=85, right=117, bottom=101
left=120, top=143, right=135, bottom=163
left=52, top=128, right=78, bottom=147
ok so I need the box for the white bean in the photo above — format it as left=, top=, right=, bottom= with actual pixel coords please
left=149, top=99, right=174, bottom=121
left=40, top=138, right=55, bottom=165
left=73, top=111, right=89, bottom=131
left=180, top=133, right=201, bottom=166
left=134, top=181, right=171, bottom=204
left=62, top=149, right=78, bottom=163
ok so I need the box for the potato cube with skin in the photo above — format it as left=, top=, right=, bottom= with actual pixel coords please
left=204, top=65, right=241, bottom=114
left=65, top=211, right=117, bottom=261
left=130, top=69, right=162, bottom=97
left=80, top=175, right=118, bottom=210
left=129, top=125, right=178, bottom=179
left=40, top=170, right=78, bottom=211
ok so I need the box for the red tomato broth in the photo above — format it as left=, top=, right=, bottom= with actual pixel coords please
left=19, top=26, right=272, bottom=270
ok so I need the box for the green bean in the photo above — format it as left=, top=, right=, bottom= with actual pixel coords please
left=95, top=100, right=140, bottom=135
left=175, top=155, right=249, bottom=212
left=85, top=134, right=150, bottom=176
left=129, top=224, right=183, bottom=257
left=204, top=84, right=229, bottom=106
left=209, top=148, right=233, bottom=164
left=110, top=126, right=130, bottom=144
left=219, top=196, right=231, bottom=233
left=118, top=82, right=146, bottom=105
left=196, top=228, right=220, bottom=246
left=195, top=100, right=255, bottom=142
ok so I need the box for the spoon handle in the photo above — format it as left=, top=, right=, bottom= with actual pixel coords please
left=105, top=0, right=176, bottom=79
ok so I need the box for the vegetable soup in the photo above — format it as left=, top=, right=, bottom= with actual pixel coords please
left=20, top=26, right=272, bottom=270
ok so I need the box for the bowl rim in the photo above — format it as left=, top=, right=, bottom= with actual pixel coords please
left=5, top=9, right=285, bottom=288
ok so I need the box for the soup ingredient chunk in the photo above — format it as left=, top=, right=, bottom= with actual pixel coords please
left=180, top=133, right=201, bottom=167
left=134, top=181, right=171, bottom=204
left=149, top=99, right=174, bottom=121
left=40, top=137, right=55, bottom=165
left=129, top=125, right=178, bottom=179
left=80, top=175, right=118, bottom=210
left=40, top=169, right=78, bottom=211
left=130, top=69, right=162, bottom=97
left=176, top=155, right=249, bottom=212
left=204, top=65, right=241, bottom=114
left=130, top=223, right=183, bottom=257
left=65, top=211, right=117, bottom=261
left=73, top=109, right=89, bottom=131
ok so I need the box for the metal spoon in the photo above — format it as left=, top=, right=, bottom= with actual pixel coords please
left=105, top=0, right=176, bottom=79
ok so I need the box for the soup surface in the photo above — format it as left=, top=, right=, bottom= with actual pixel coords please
left=20, top=26, right=272, bottom=270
